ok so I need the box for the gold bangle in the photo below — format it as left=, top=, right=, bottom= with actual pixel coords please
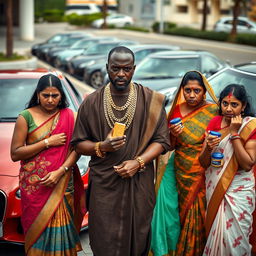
left=44, top=139, right=49, bottom=148
left=95, top=142, right=105, bottom=158
left=135, top=156, right=146, bottom=172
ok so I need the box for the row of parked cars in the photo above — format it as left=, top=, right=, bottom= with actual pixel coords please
left=1, top=30, right=256, bottom=245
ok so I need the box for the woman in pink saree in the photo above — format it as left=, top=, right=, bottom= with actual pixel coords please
left=11, top=74, right=86, bottom=256
left=199, top=84, right=256, bottom=256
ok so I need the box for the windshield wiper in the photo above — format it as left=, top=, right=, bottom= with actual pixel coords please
left=0, top=117, right=17, bottom=122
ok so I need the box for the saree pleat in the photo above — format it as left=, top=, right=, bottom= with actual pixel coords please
left=151, top=153, right=180, bottom=256
left=174, top=104, right=217, bottom=256
left=28, top=181, right=82, bottom=256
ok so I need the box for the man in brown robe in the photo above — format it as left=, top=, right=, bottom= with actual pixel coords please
left=71, top=46, right=170, bottom=256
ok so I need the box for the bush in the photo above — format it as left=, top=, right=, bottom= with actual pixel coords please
left=152, top=21, right=177, bottom=33
left=65, top=13, right=103, bottom=26
left=235, top=33, right=256, bottom=46
left=0, top=52, right=27, bottom=61
left=43, top=9, right=64, bottom=22
left=164, top=27, right=229, bottom=41
left=121, top=26, right=150, bottom=33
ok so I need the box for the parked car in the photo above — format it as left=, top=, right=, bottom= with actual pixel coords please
left=234, top=61, right=256, bottom=74
left=31, top=32, right=86, bottom=58
left=67, top=40, right=137, bottom=80
left=0, top=69, right=89, bottom=244
left=133, top=50, right=230, bottom=93
left=65, top=3, right=101, bottom=15
left=87, top=44, right=181, bottom=89
left=54, top=36, right=118, bottom=70
left=45, top=34, right=92, bottom=65
left=213, top=16, right=256, bottom=34
left=207, top=67, right=256, bottom=108
left=92, top=13, right=134, bottom=28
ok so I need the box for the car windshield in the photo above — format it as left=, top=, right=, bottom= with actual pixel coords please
left=134, top=57, right=199, bottom=79
left=71, top=40, right=94, bottom=49
left=0, top=78, right=77, bottom=120
left=85, top=43, right=118, bottom=55
left=207, top=68, right=256, bottom=111
left=47, top=34, right=66, bottom=43
left=236, top=64, right=256, bottom=74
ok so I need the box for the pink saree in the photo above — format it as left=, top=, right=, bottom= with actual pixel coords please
left=19, top=108, right=86, bottom=255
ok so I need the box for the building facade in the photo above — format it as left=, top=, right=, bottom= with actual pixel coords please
left=119, top=0, right=235, bottom=29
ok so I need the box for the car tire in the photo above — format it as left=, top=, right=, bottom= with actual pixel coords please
left=89, top=70, right=104, bottom=89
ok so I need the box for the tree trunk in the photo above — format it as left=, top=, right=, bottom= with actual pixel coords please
left=201, top=0, right=208, bottom=31
left=102, top=0, right=108, bottom=29
left=6, top=0, right=13, bottom=57
left=230, top=0, right=241, bottom=41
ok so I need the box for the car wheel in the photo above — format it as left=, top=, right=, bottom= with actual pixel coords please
left=124, top=22, right=131, bottom=27
left=89, top=71, right=104, bottom=89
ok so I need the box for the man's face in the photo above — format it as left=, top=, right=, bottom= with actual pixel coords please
left=107, top=51, right=135, bottom=92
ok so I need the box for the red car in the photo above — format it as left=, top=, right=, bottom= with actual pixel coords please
left=0, top=69, right=89, bottom=244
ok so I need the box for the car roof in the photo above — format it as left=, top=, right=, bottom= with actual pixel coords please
left=128, top=44, right=180, bottom=51
left=0, top=69, right=63, bottom=79
left=146, top=50, right=207, bottom=58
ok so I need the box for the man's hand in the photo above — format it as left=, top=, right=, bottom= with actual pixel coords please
left=100, top=130, right=126, bottom=152
left=114, top=160, right=140, bottom=178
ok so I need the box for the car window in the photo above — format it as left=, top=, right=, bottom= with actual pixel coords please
left=135, top=57, right=199, bottom=79
left=224, top=20, right=233, bottom=25
left=0, top=78, right=77, bottom=118
left=237, top=20, right=248, bottom=27
left=201, top=56, right=222, bottom=74
left=207, top=69, right=256, bottom=112
left=134, top=49, right=152, bottom=63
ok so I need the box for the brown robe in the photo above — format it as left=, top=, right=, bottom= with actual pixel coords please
left=71, top=83, right=170, bottom=256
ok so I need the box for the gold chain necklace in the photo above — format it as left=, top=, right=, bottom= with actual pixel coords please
left=103, top=83, right=137, bottom=129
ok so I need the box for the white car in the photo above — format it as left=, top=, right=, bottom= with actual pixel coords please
left=214, top=16, right=256, bottom=34
left=92, top=14, right=134, bottom=28
left=65, top=4, right=101, bottom=15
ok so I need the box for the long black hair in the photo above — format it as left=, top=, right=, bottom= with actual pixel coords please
left=218, top=84, right=255, bottom=117
left=180, top=71, right=206, bottom=92
left=26, top=74, right=69, bottom=109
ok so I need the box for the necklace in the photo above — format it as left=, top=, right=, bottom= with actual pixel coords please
left=103, top=83, right=137, bottom=129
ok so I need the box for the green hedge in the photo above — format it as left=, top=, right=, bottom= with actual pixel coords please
left=164, top=27, right=229, bottom=41
left=152, top=21, right=177, bottom=32
left=235, top=33, right=256, bottom=46
left=161, top=27, right=256, bottom=46
left=64, top=13, right=103, bottom=26
left=43, top=9, right=64, bottom=22
left=121, top=26, right=150, bottom=33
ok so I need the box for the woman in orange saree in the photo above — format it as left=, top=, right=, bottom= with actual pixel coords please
left=150, top=71, right=218, bottom=256
left=11, top=74, right=86, bottom=256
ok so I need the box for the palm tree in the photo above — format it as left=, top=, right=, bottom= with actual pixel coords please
left=6, top=0, right=13, bottom=57
left=102, top=0, right=108, bottom=29
left=201, top=0, right=208, bottom=31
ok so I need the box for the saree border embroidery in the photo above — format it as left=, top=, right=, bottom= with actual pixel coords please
left=25, top=171, right=71, bottom=253
left=205, top=118, right=256, bottom=236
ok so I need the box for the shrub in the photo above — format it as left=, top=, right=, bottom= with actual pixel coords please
left=65, top=13, right=103, bottom=26
left=43, top=9, right=64, bottom=22
left=121, top=26, right=150, bottom=33
left=0, top=52, right=27, bottom=61
left=152, top=21, right=177, bottom=33
left=235, top=33, right=256, bottom=46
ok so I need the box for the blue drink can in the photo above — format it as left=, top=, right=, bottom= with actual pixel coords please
left=170, top=117, right=183, bottom=128
left=211, top=152, right=224, bottom=167
left=209, top=131, right=221, bottom=137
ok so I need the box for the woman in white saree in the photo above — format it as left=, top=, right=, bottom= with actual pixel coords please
left=199, top=84, right=256, bottom=256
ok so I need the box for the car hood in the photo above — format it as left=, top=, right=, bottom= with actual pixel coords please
left=133, top=77, right=181, bottom=91
left=0, top=123, right=20, bottom=176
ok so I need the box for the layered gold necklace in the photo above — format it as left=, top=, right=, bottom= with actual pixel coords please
left=103, top=83, right=137, bottom=129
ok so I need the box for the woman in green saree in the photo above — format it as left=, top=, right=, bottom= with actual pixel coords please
left=11, top=74, right=86, bottom=256
left=150, top=71, right=218, bottom=256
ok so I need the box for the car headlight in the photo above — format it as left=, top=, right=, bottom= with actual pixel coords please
left=77, top=155, right=90, bottom=176
left=15, top=189, right=21, bottom=199
left=79, top=60, right=96, bottom=69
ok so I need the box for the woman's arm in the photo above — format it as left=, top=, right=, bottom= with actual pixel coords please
left=11, top=115, right=67, bottom=162
left=232, top=138, right=256, bottom=171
